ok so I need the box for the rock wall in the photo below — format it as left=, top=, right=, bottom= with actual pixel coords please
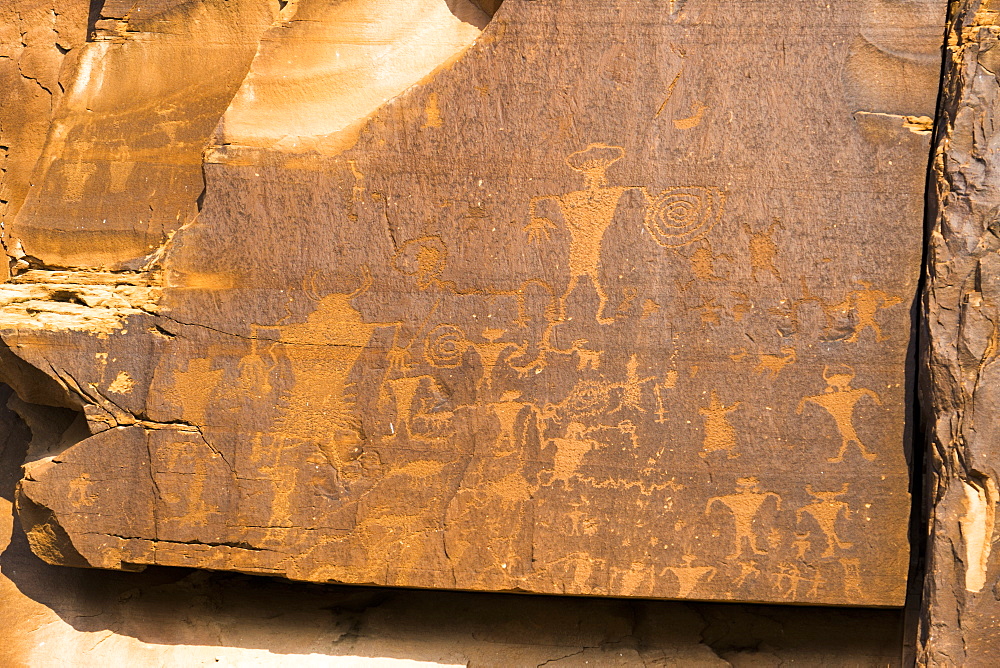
left=0, top=388, right=905, bottom=666
left=0, top=0, right=944, bottom=608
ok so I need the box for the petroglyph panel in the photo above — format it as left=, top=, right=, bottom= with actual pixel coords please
left=0, top=0, right=942, bottom=606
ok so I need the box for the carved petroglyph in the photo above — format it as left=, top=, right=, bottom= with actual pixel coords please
left=796, top=366, right=881, bottom=462
left=755, top=347, right=796, bottom=378
left=833, top=280, right=902, bottom=343
left=424, top=324, right=470, bottom=368
left=644, top=186, right=724, bottom=249
left=673, top=102, right=707, bottom=129
left=796, top=484, right=854, bottom=558
left=274, top=269, right=401, bottom=462
left=525, top=143, right=628, bottom=324
left=393, top=236, right=448, bottom=289
left=664, top=554, right=716, bottom=597
left=689, top=239, right=731, bottom=281
left=775, top=562, right=825, bottom=599
left=706, top=478, right=781, bottom=559
left=770, top=277, right=837, bottom=337
left=547, top=421, right=601, bottom=487
left=525, top=144, right=724, bottom=324
left=699, top=391, right=742, bottom=458
left=840, top=558, right=864, bottom=600
left=745, top=220, right=782, bottom=281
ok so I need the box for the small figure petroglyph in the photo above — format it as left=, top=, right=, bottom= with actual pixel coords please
left=706, top=477, right=781, bottom=559
left=796, top=484, right=854, bottom=558
left=797, top=366, right=881, bottom=462
left=548, top=422, right=601, bottom=487
left=745, top=219, right=782, bottom=281
left=833, top=280, right=902, bottom=343
left=699, top=390, right=741, bottom=458
left=840, top=557, right=864, bottom=599
left=733, top=561, right=761, bottom=587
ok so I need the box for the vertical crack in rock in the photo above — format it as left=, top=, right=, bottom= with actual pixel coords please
left=920, top=0, right=1000, bottom=662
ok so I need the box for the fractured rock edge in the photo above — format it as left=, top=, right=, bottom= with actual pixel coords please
left=920, top=0, right=1000, bottom=664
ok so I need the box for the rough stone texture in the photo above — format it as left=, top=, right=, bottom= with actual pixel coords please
left=0, top=391, right=908, bottom=667
left=0, top=0, right=943, bottom=607
left=920, top=0, right=1000, bottom=664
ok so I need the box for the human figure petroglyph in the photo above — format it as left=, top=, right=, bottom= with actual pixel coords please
left=775, top=562, right=825, bottom=599
left=525, top=143, right=628, bottom=324
left=706, top=477, right=781, bottom=559
left=833, top=280, right=902, bottom=343
left=732, top=561, right=761, bottom=587
left=621, top=354, right=656, bottom=412
left=525, top=143, right=724, bottom=325
left=796, top=366, right=881, bottom=463
left=490, top=390, right=531, bottom=450
left=475, top=327, right=513, bottom=393
left=755, top=347, right=796, bottom=379
left=275, top=267, right=401, bottom=462
left=796, top=484, right=854, bottom=558
left=793, top=531, right=812, bottom=559
left=699, top=390, right=741, bottom=458
left=745, top=219, right=782, bottom=281
left=384, top=375, right=431, bottom=434
left=548, top=421, right=600, bottom=486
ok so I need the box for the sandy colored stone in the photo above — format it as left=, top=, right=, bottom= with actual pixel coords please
left=1, top=0, right=944, bottom=606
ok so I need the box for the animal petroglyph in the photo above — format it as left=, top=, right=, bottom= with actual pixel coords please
left=673, top=102, right=707, bottom=129
left=797, top=366, right=881, bottom=463
left=706, top=477, right=781, bottom=559
left=699, top=391, right=741, bottom=458
left=833, top=280, right=902, bottom=342
left=797, top=484, right=854, bottom=558
left=755, top=347, right=796, bottom=378
left=525, top=143, right=724, bottom=324
left=745, top=219, right=782, bottom=281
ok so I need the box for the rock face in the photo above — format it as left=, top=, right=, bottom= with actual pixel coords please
left=1, top=0, right=943, bottom=606
left=920, top=0, right=1000, bottom=663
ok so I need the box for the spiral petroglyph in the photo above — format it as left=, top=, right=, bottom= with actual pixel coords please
left=644, top=187, right=725, bottom=248
left=424, top=324, right=470, bottom=368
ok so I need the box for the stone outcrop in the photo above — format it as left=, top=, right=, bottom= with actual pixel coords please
left=1, top=0, right=944, bottom=611
left=920, top=0, right=1000, bottom=664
